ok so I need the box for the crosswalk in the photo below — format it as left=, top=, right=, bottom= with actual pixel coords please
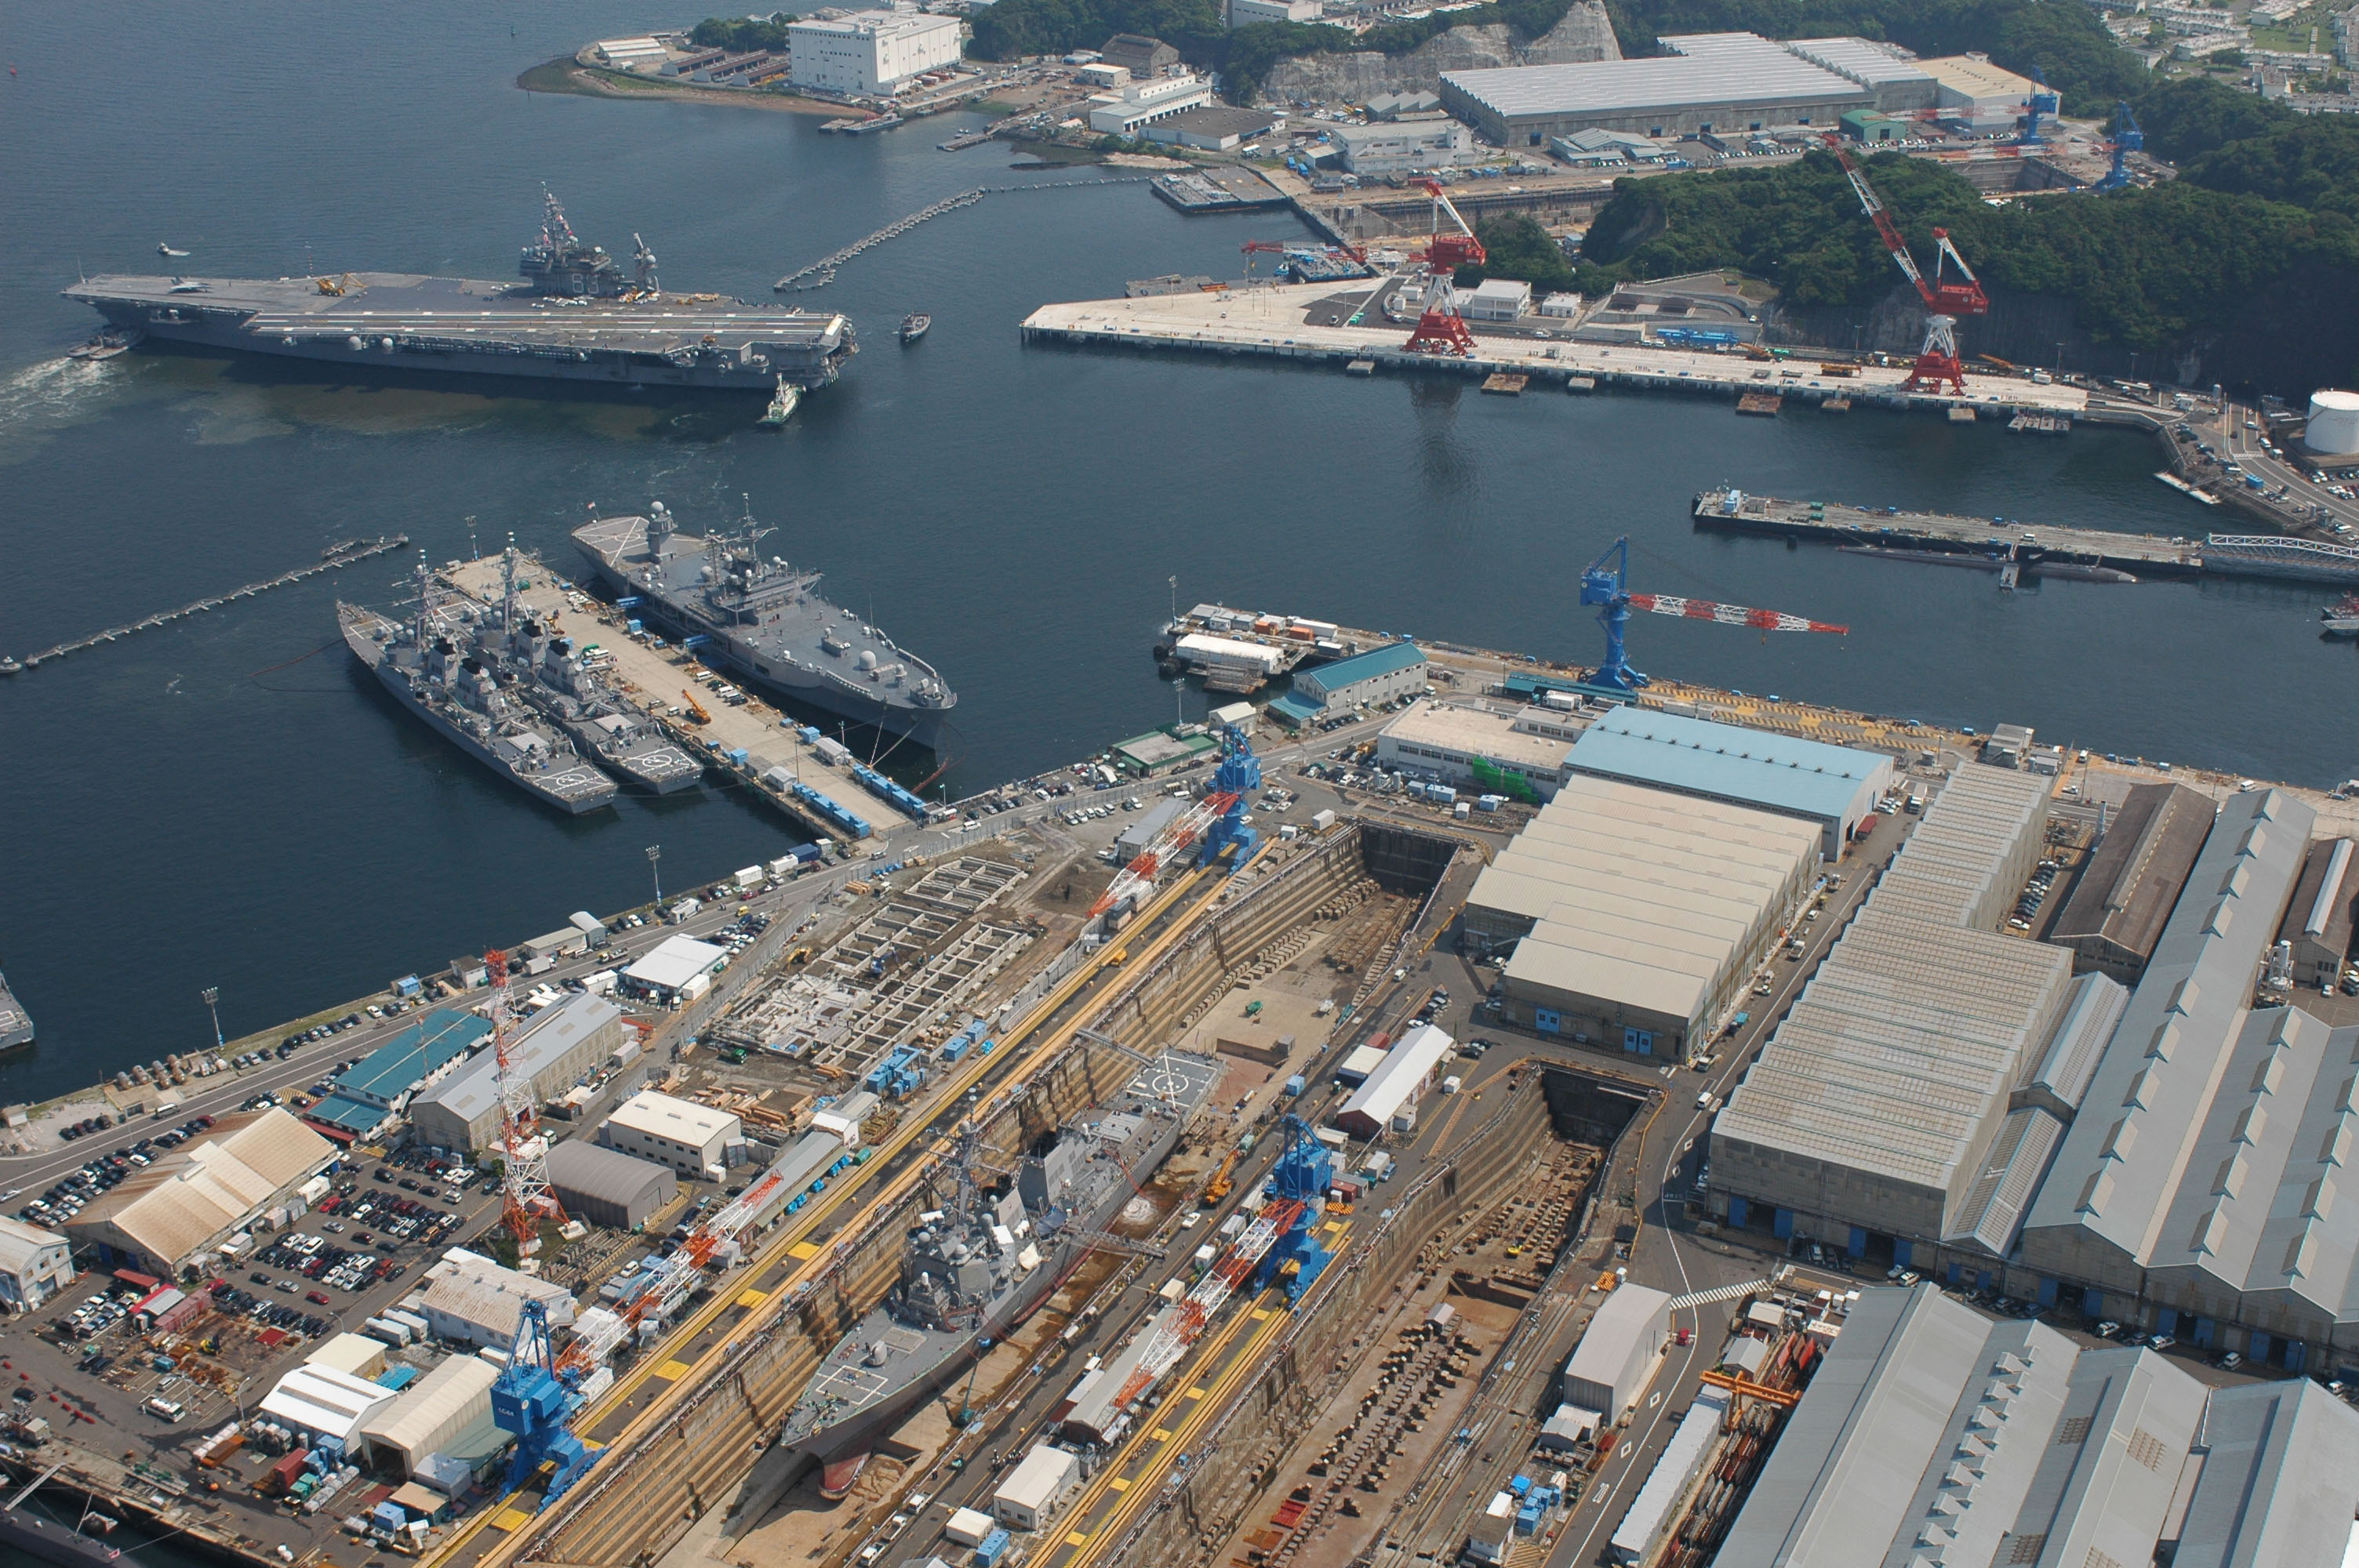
left=1667, top=1278, right=1772, bottom=1313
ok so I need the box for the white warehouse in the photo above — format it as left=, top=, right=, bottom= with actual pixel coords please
left=788, top=11, right=963, bottom=96
left=602, top=1089, right=741, bottom=1181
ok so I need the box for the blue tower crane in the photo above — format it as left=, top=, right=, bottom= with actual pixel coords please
left=2017, top=66, right=2058, bottom=147
left=1198, top=723, right=1262, bottom=871
left=491, top=1298, right=596, bottom=1509
left=2097, top=101, right=2143, bottom=191
left=1579, top=535, right=1849, bottom=691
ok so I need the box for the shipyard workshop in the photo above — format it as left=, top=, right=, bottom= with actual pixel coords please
left=1460, top=710, right=1891, bottom=1059
left=405, top=992, right=624, bottom=1151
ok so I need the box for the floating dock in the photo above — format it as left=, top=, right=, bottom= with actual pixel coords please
left=1696, top=489, right=2359, bottom=586
left=1020, top=281, right=2091, bottom=418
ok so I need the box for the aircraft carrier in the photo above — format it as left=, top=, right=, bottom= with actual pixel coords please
left=61, top=191, right=856, bottom=395
left=572, top=500, right=958, bottom=752
left=775, top=1048, right=1219, bottom=1496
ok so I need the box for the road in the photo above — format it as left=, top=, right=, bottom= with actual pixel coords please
left=2217, top=396, right=2358, bottom=535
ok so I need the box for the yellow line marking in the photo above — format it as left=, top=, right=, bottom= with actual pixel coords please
left=1067, top=1532, right=1091, bottom=1547
left=1185, top=1386, right=1206, bottom=1399
left=652, top=1359, right=692, bottom=1381
left=1250, top=1308, right=1272, bottom=1321
left=491, top=1509, right=533, bottom=1532
left=1149, top=1428, right=1172, bottom=1442
left=1106, top=1476, right=1130, bottom=1492
left=787, top=1240, right=821, bottom=1261
left=736, top=1289, right=769, bottom=1308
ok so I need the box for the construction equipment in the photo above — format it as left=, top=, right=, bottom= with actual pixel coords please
left=314, top=273, right=358, bottom=296
left=1578, top=536, right=1848, bottom=691
left=679, top=688, right=711, bottom=724
left=1418, top=179, right=1486, bottom=270
left=1824, top=136, right=1989, bottom=395
left=2016, top=65, right=2057, bottom=147
left=485, top=949, right=565, bottom=1252
left=1203, top=1148, right=1241, bottom=1203
left=1698, top=1367, right=1802, bottom=1416
left=1976, top=353, right=2018, bottom=372
left=1402, top=272, right=1477, bottom=358
left=1086, top=723, right=1260, bottom=917
left=492, top=1298, right=597, bottom=1508
left=1241, top=239, right=1290, bottom=277
left=1743, top=343, right=1775, bottom=361
left=2097, top=100, right=2143, bottom=192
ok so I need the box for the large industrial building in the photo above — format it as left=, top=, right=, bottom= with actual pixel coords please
left=2016, top=791, right=2359, bottom=1368
left=547, top=1138, right=678, bottom=1230
left=0, top=1216, right=72, bottom=1313
left=420, top=1248, right=577, bottom=1348
left=409, top=993, right=623, bottom=1152
left=66, top=1108, right=338, bottom=1276
left=1442, top=33, right=1876, bottom=146
left=1468, top=775, right=1820, bottom=1060
left=1332, top=118, right=1481, bottom=175
left=1717, top=1284, right=2359, bottom=1568
left=1563, top=706, right=1892, bottom=860
left=1558, top=1282, right=1670, bottom=1421
left=1376, top=701, right=1575, bottom=802
left=306, top=1007, right=492, bottom=1139
left=787, top=10, right=961, bottom=96
left=1710, top=764, right=2076, bottom=1258
left=2046, top=781, right=2213, bottom=984
left=1918, top=53, right=2048, bottom=130
left=358, top=1353, right=502, bottom=1479
left=602, top=1089, right=741, bottom=1181
left=1280, top=641, right=1427, bottom=720
left=1332, top=1024, right=1455, bottom=1141
left=1780, top=36, right=1936, bottom=111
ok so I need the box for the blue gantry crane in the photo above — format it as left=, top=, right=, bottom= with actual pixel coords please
left=1252, top=1116, right=1336, bottom=1304
left=2018, top=66, right=2058, bottom=147
left=492, top=1298, right=597, bottom=1509
left=2097, top=101, right=2143, bottom=191
left=1198, top=723, right=1261, bottom=871
left=1578, top=536, right=1848, bottom=691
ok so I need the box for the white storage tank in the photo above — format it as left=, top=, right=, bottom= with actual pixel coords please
left=2308, top=390, right=2359, bottom=455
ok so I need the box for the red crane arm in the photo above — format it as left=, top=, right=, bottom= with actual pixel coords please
left=1624, top=593, right=1848, bottom=634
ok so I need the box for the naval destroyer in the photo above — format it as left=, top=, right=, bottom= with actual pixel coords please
left=340, top=559, right=620, bottom=815
left=572, top=500, right=958, bottom=752
left=0, top=967, right=33, bottom=1054
left=63, top=190, right=856, bottom=395
left=776, top=1049, right=1218, bottom=1495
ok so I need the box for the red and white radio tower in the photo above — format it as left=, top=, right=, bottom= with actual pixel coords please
left=484, top=949, right=565, bottom=1253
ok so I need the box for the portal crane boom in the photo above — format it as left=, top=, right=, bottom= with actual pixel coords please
left=1822, top=137, right=1986, bottom=395
left=1579, top=536, right=1845, bottom=690
left=1418, top=179, right=1486, bottom=270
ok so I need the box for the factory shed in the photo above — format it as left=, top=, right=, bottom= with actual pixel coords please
left=1561, top=1283, right=1670, bottom=1419
left=1376, top=701, right=1573, bottom=801
left=994, top=1443, right=1083, bottom=1530
left=65, top=1107, right=337, bottom=1276
left=1712, top=765, right=2070, bottom=1254
left=1920, top=53, right=2047, bottom=127
left=1115, top=799, right=1182, bottom=862
left=602, top=1089, right=740, bottom=1180
left=2277, top=836, right=2357, bottom=989
left=306, top=1332, right=391, bottom=1381
left=2019, top=790, right=2318, bottom=1328
left=1564, top=706, right=1892, bottom=860
left=0, top=1216, right=72, bottom=1313
left=1441, top=33, right=1872, bottom=144
left=409, top=993, right=620, bottom=1152
left=310, top=1007, right=492, bottom=1137
left=2048, top=782, right=2214, bottom=984
left=359, top=1353, right=500, bottom=1478
left=1608, top=1387, right=1725, bottom=1565
left=2174, top=1380, right=2359, bottom=1566
left=1781, top=36, right=1936, bottom=111
left=622, top=935, right=728, bottom=1005
left=546, top=1138, right=676, bottom=1230
left=1289, top=641, right=1427, bottom=713
left=1715, top=1285, right=2228, bottom=1568
left=1334, top=1024, right=1453, bottom=1141
left=420, top=1250, right=576, bottom=1348
left=259, top=1363, right=399, bottom=1450
left=1470, top=774, right=1819, bottom=1058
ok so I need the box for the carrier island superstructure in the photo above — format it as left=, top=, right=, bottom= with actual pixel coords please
left=63, top=191, right=855, bottom=395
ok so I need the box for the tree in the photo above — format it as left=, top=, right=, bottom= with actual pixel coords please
left=690, top=14, right=797, bottom=53
left=1472, top=213, right=1577, bottom=292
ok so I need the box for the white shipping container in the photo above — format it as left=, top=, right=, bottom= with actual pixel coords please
left=1311, top=808, right=1337, bottom=833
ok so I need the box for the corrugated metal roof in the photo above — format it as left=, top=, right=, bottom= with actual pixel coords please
left=1566, top=706, right=1889, bottom=829
left=1563, top=1282, right=1671, bottom=1391
left=2175, top=1381, right=2359, bottom=1568
left=546, top=1138, right=675, bottom=1208
left=335, top=1009, right=491, bottom=1105
left=1295, top=641, right=1424, bottom=698
left=0, top=1216, right=67, bottom=1276
left=67, top=1108, right=336, bottom=1265
left=1382, top=702, right=1572, bottom=774
left=2050, top=782, right=2213, bottom=963
left=1782, top=35, right=1931, bottom=85
left=1714, top=766, right=2071, bottom=1218
left=258, top=1363, right=398, bottom=1442
left=2025, top=971, right=2132, bottom=1115
left=2023, top=790, right=2315, bottom=1267
left=623, top=936, right=727, bottom=993
left=1946, top=1105, right=2066, bottom=1256
left=359, top=1353, right=498, bottom=1458
left=607, top=1088, right=737, bottom=1145
left=414, top=993, right=617, bottom=1127
left=1336, top=1023, right=1454, bottom=1131
left=1445, top=34, right=1866, bottom=122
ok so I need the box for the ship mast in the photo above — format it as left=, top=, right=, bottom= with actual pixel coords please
left=502, top=533, right=519, bottom=639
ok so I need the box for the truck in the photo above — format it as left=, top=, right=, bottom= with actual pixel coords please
left=667, top=896, right=702, bottom=924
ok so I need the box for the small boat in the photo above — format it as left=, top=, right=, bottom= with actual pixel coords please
left=66, top=328, right=140, bottom=361
left=757, top=376, right=799, bottom=427
left=157, top=242, right=189, bottom=258
left=2324, top=592, right=2359, bottom=638
left=900, top=313, right=930, bottom=346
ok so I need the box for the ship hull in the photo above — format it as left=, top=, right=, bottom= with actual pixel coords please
left=0, top=1507, right=121, bottom=1567
left=572, top=554, right=952, bottom=753
left=341, top=612, right=619, bottom=815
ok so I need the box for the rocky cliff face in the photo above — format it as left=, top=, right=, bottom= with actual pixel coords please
left=1259, top=2, right=1617, bottom=107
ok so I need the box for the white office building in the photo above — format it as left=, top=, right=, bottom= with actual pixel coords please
left=1334, top=118, right=1480, bottom=174
left=602, top=1089, right=741, bottom=1181
left=788, top=10, right=964, bottom=96
left=0, top=1217, right=72, bottom=1314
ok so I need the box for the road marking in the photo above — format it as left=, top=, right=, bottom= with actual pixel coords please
left=652, top=1359, right=692, bottom=1381
left=1250, top=1308, right=1272, bottom=1321
left=787, top=1240, right=821, bottom=1261
left=491, top=1508, right=533, bottom=1532
left=1665, top=1279, right=1772, bottom=1312
left=1185, top=1385, right=1205, bottom=1399
left=736, top=1289, right=768, bottom=1308
left=1106, top=1476, right=1129, bottom=1491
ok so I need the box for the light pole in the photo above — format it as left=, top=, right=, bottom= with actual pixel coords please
left=646, top=844, right=662, bottom=909
left=201, top=986, right=225, bottom=1054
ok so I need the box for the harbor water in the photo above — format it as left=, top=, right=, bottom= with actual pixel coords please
left=2, top=0, right=2354, bottom=1120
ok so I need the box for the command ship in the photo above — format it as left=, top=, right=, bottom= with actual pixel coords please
left=63, top=190, right=856, bottom=394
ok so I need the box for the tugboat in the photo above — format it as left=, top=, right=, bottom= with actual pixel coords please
left=758, top=375, right=800, bottom=427
left=66, top=328, right=140, bottom=361
left=900, top=312, right=930, bottom=346
left=2324, top=592, right=2359, bottom=638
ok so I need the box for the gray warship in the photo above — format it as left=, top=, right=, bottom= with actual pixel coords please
left=474, top=548, right=703, bottom=794
left=340, top=559, right=620, bottom=815
left=63, top=190, right=856, bottom=395
left=572, top=500, right=958, bottom=752
left=776, top=1049, right=1217, bottom=1497
left=0, top=967, right=33, bottom=1054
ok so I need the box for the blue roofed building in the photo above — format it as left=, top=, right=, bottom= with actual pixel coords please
left=1270, top=642, right=1428, bottom=726
left=1564, top=706, right=1893, bottom=859
left=306, top=1008, right=492, bottom=1138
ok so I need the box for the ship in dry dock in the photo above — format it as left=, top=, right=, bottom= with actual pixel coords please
left=64, top=190, right=856, bottom=395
